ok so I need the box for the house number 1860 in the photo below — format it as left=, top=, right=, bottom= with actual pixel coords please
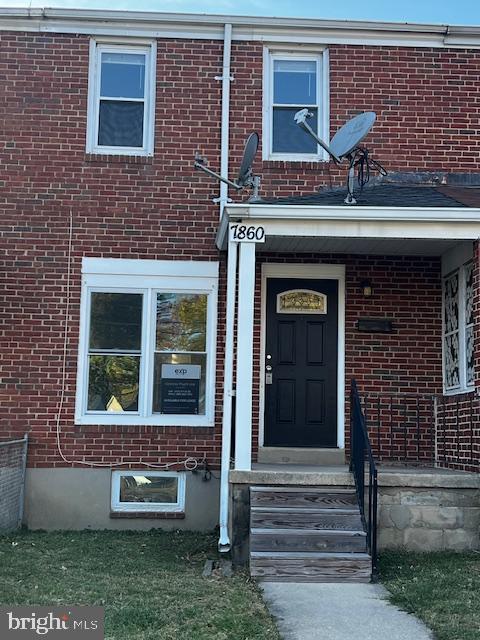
left=229, top=224, right=266, bottom=243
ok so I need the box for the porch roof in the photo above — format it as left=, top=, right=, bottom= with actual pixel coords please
left=216, top=183, right=480, bottom=255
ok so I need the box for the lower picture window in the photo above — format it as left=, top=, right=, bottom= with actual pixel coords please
left=111, top=470, right=186, bottom=512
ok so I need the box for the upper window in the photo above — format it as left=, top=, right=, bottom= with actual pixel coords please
left=87, top=41, right=156, bottom=156
left=76, top=259, right=218, bottom=426
left=263, top=50, right=329, bottom=161
left=443, top=261, right=474, bottom=393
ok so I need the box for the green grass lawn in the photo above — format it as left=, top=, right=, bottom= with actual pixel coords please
left=380, top=550, right=480, bottom=640
left=0, top=529, right=280, bottom=640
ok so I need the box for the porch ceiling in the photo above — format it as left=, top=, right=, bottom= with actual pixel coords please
left=260, top=235, right=462, bottom=256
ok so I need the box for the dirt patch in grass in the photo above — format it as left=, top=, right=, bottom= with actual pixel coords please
left=380, top=550, right=480, bottom=640
left=0, top=530, right=280, bottom=640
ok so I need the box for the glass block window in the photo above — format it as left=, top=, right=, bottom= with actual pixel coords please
left=264, top=51, right=328, bottom=160
left=76, top=259, right=218, bottom=426
left=111, top=471, right=186, bottom=512
left=87, top=42, right=156, bottom=155
left=443, top=262, right=475, bottom=392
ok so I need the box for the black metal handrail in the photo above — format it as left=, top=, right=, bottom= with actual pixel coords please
left=350, top=379, right=378, bottom=578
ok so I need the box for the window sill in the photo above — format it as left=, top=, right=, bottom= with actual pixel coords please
left=75, top=414, right=214, bottom=428
left=110, top=511, right=185, bottom=519
left=443, top=387, right=476, bottom=397
left=84, top=153, right=154, bottom=165
left=263, top=158, right=328, bottom=170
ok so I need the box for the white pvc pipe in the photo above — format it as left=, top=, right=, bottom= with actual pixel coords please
left=218, top=22, right=234, bottom=553
left=219, top=23, right=232, bottom=218
left=218, top=240, right=238, bottom=552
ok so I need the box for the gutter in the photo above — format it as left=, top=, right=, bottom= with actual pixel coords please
left=2, top=8, right=480, bottom=48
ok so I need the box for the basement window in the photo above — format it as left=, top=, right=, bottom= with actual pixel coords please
left=87, top=40, right=156, bottom=156
left=443, top=260, right=474, bottom=393
left=111, top=471, right=186, bottom=512
left=263, top=49, right=329, bottom=161
left=75, top=258, right=218, bottom=426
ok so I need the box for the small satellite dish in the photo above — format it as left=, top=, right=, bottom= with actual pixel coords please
left=194, top=132, right=261, bottom=202
left=294, top=109, right=385, bottom=204
left=237, top=132, right=259, bottom=186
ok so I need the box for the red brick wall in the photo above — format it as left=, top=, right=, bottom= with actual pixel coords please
left=0, top=30, right=477, bottom=469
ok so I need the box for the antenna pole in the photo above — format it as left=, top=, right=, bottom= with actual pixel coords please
left=344, top=156, right=357, bottom=205
left=194, top=161, right=242, bottom=191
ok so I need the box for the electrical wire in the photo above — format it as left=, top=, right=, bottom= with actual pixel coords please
left=346, top=147, right=387, bottom=200
left=54, top=210, right=200, bottom=472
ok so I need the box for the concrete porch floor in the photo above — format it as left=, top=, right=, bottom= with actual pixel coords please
left=230, top=463, right=480, bottom=487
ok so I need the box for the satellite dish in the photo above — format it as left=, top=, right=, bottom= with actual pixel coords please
left=294, top=109, right=385, bottom=205
left=330, top=112, right=376, bottom=159
left=237, top=132, right=259, bottom=186
left=194, top=131, right=261, bottom=201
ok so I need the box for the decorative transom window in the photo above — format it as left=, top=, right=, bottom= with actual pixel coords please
left=75, top=258, right=218, bottom=426
left=443, top=261, right=474, bottom=393
left=87, top=40, right=156, bottom=156
left=263, top=49, right=329, bottom=161
left=277, top=290, right=327, bottom=314
left=111, top=471, right=186, bottom=513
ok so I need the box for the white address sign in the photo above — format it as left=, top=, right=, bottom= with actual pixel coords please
left=229, top=223, right=266, bottom=243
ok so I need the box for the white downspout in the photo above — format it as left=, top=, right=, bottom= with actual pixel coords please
left=216, top=23, right=233, bottom=218
left=218, top=239, right=237, bottom=552
left=218, top=23, right=234, bottom=552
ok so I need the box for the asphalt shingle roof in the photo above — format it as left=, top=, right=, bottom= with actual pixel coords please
left=257, top=184, right=480, bottom=208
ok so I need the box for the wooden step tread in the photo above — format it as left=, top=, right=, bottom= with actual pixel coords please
left=251, top=506, right=359, bottom=514
left=251, top=551, right=370, bottom=559
left=251, top=528, right=366, bottom=537
left=250, top=486, right=355, bottom=493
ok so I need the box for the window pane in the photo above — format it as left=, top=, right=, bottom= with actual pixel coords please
left=444, top=272, right=459, bottom=333
left=465, top=263, right=474, bottom=326
left=273, top=107, right=318, bottom=154
left=444, top=334, right=460, bottom=389
left=152, top=353, right=206, bottom=415
left=98, top=101, right=144, bottom=148
left=89, top=293, right=142, bottom=351
left=87, top=355, right=140, bottom=411
left=156, top=293, right=207, bottom=352
left=119, top=475, right=178, bottom=504
left=466, top=326, right=474, bottom=386
left=274, top=59, right=317, bottom=105
left=100, top=52, right=146, bottom=99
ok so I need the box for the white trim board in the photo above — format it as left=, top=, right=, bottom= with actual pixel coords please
left=1, top=9, right=480, bottom=49
left=259, top=263, right=346, bottom=450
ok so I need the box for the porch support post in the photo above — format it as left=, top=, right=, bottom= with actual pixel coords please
left=218, top=239, right=238, bottom=551
left=235, top=241, right=256, bottom=470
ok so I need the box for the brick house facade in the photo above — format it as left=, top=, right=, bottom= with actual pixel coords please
left=0, top=9, right=479, bottom=536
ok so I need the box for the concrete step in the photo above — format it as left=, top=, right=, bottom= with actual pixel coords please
left=250, top=528, right=367, bottom=553
left=250, top=551, right=372, bottom=583
left=250, top=486, right=358, bottom=510
left=250, top=507, right=363, bottom=531
left=257, top=447, right=345, bottom=466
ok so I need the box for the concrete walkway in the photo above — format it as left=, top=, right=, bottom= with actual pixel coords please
left=261, top=582, right=434, bottom=640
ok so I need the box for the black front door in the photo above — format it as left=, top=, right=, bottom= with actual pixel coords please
left=264, top=278, right=338, bottom=448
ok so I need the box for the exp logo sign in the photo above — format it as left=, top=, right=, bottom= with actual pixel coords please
left=0, top=607, right=104, bottom=639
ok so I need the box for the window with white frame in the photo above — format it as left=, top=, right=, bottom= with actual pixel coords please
left=263, top=50, right=329, bottom=161
left=87, top=41, right=156, bottom=155
left=443, top=261, right=474, bottom=393
left=111, top=470, right=186, bottom=512
left=75, top=259, right=218, bottom=426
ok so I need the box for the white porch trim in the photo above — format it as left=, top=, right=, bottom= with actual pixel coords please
left=216, top=204, right=480, bottom=251
left=259, top=263, right=346, bottom=450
